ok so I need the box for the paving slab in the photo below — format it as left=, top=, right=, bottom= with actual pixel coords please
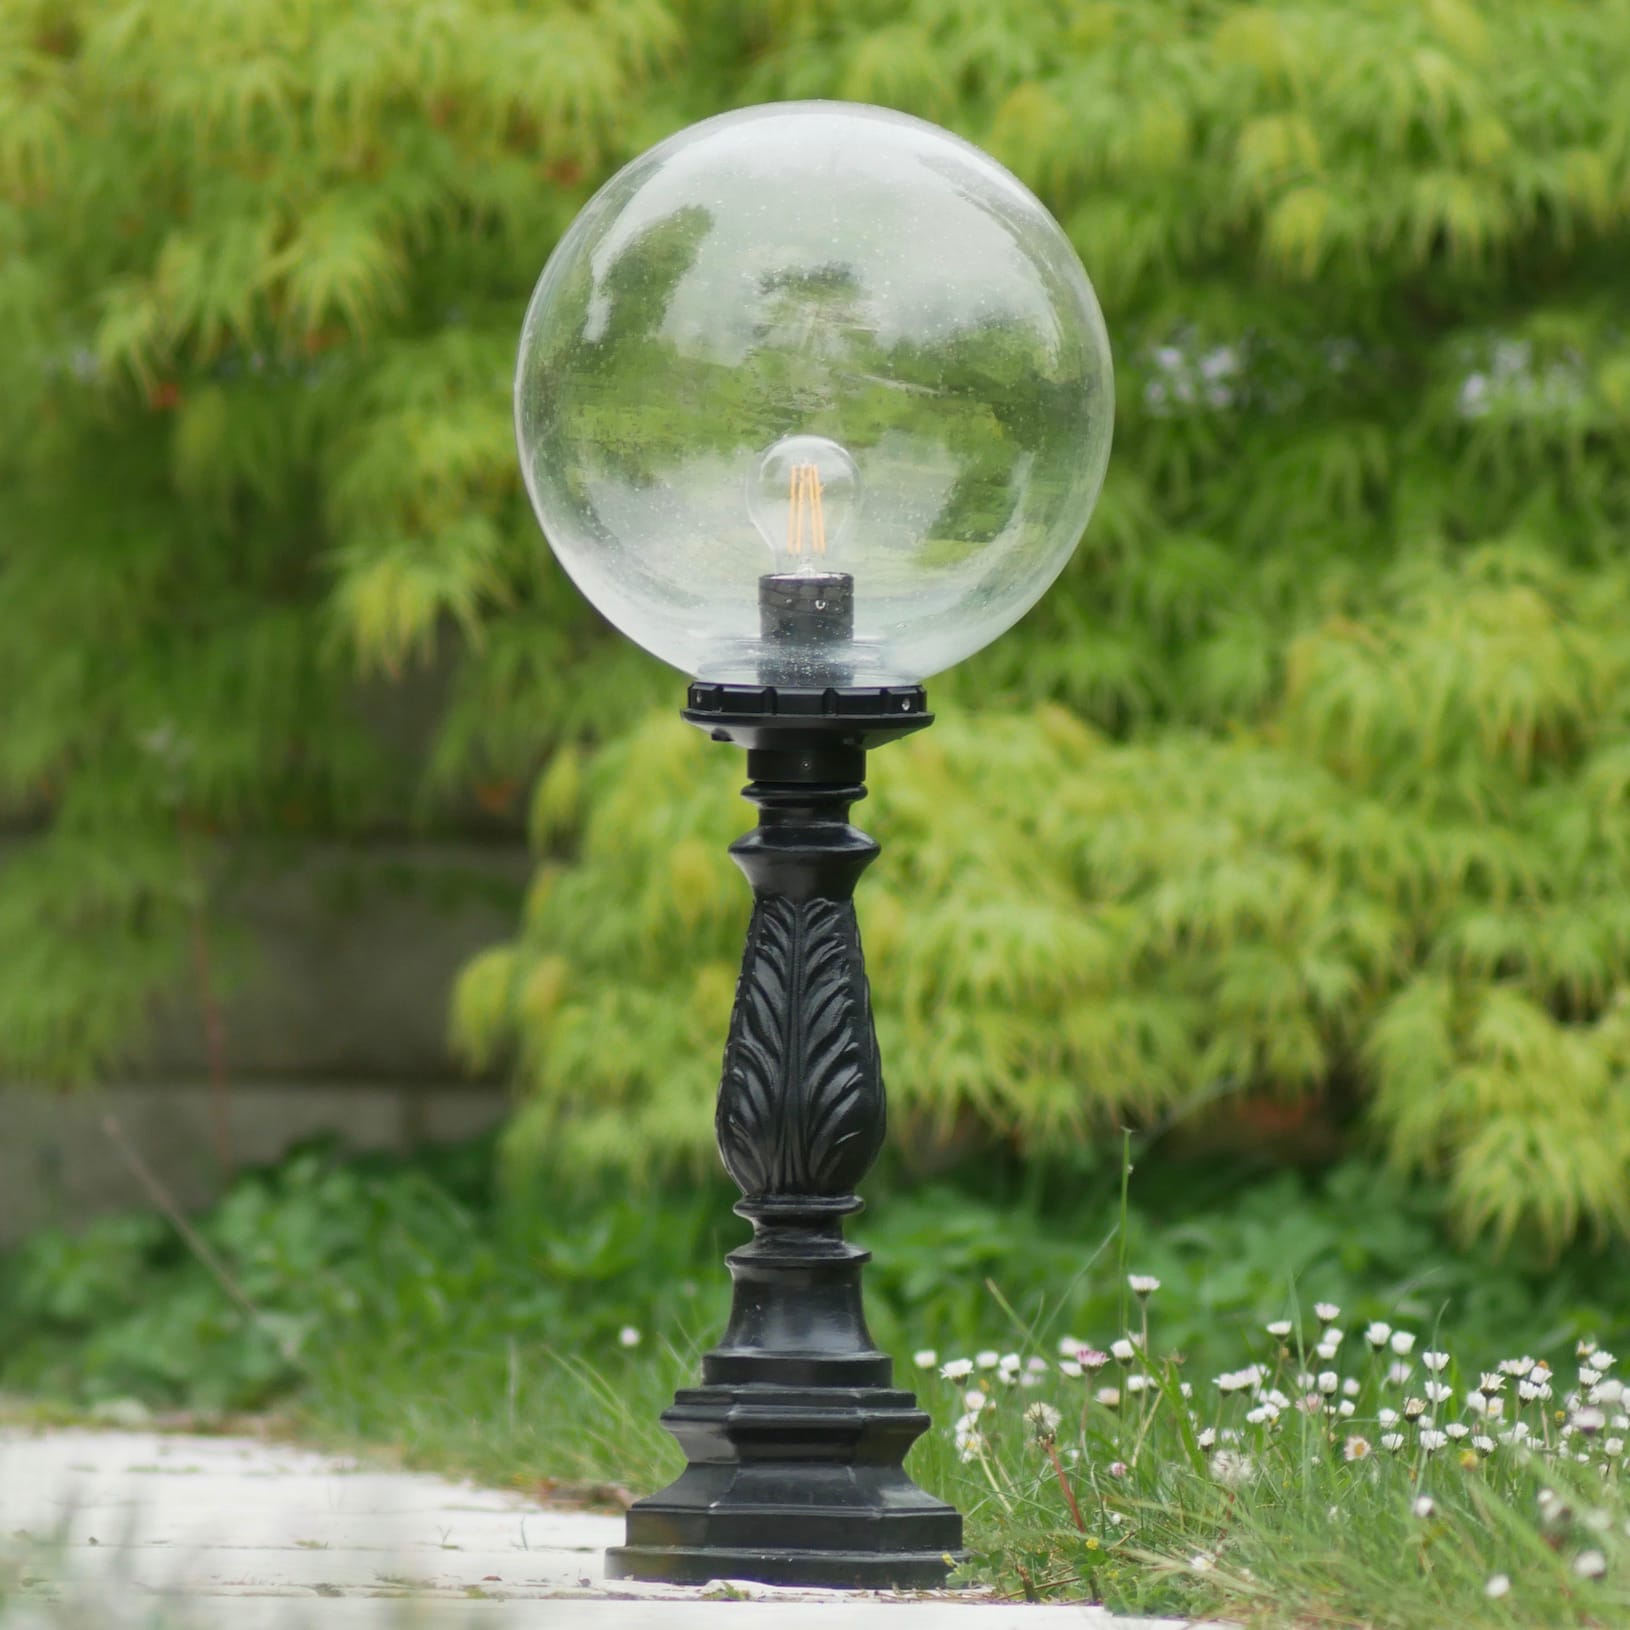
left=0, top=1428, right=1192, bottom=1628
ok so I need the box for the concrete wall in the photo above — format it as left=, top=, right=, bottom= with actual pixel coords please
left=0, top=837, right=531, bottom=1246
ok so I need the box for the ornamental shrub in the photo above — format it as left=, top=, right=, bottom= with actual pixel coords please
left=6, top=0, right=1630, bottom=1247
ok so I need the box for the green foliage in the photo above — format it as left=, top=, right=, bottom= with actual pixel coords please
left=5, top=1136, right=1628, bottom=1622
left=459, top=0, right=1630, bottom=1247
left=3, top=1137, right=1623, bottom=1419
left=8, top=0, right=1630, bottom=1243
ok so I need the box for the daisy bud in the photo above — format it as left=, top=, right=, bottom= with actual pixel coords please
left=1341, top=1377, right=1361, bottom=1396
left=1317, top=1371, right=1339, bottom=1395
left=1096, top=1386, right=1121, bottom=1409
left=1365, top=1321, right=1392, bottom=1347
left=1337, top=1399, right=1355, bottom=1417
left=1403, top=1397, right=1427, bottom=1420
left=1485, top=1574, right=1510, bottom=1599
left=1315, top=1340, right=1339, bottom=1361
left=619, top=1326, right=642, bottom=1348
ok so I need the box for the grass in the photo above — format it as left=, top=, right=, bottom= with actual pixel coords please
left=4, top=1132, right=1630, bottom=1626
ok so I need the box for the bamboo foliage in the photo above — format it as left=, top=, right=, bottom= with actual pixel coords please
left=4, top=0, right=1630, bottom=1246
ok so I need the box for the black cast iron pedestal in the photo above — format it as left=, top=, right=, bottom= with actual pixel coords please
left=604, top=682, right=965, bottom=1589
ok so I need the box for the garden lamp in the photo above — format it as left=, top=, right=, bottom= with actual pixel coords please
left=515, top=100, right=1113, bottom=1588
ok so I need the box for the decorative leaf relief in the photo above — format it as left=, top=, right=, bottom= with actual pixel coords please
left=716, top=895, right=884, bottom=1199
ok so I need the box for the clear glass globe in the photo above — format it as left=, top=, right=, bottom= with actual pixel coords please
left=515, top=101, right=1113, bottom=687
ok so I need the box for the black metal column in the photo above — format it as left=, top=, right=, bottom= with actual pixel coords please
left=605, top=683, right=964, bottom=1589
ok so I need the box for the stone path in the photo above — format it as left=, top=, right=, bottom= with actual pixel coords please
left=0, top=1428, right=1192, bottom=1628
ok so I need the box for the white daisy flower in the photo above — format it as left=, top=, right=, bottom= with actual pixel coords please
left=940, top=1358, right=974, bottom=1381
left=1209, top=1449, right=1255, bottom=1487
left=1024, top=1401, right=1062, bottom=1441
left=618, top=1325, right=642, bottom=1348
left=1343, top=1434, right=1371, bottom=1461
left=1473, top=1433, right=1495, bottom=1454
left=1317, top=1371, right=1339, bottom=1395
left=1128, top=1274, right=1161, bottom=1297
left=1196, top=1426, right=1217, bottom=1450
left=1111, top=1338, right=1138, bottom=1363
left=1266, top=1319, right=1293, bottom=1338
left=1389, top=1331, right=1416, bottom=1355
left=1444, top=1422, right=1470, bottom=1440
left=914, top=1349, right=938, bottom=1370
left=1485, top=1574, right=1510, bottom=1599
left=1424, top=1381, right=1453, bottom=1404
left=1380, top=1432, right=1406, bottom=1452
left=1419, top=1428, right=1447, bottom=1452
left=1422, top=1350, right=1450, bottom=1373
left=1412, top=1494, right=1436, bottom=1518
left=964, top=1389, right=988, bottom=1413
left=975, top=1350, right=1000, bottom=1369
left=1314, top=1302, right=1340, bottom=1323
left=1365, top=1321, right=1392, bottom=1347
left=1573, top=1549, right=1607, bottom=1581
left=1059, top=1360, right=1083, bottom=1378
left=1387, top=1361, right=1414, bottom=1385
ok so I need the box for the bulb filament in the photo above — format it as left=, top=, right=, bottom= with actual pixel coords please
left=785, top=462, right=829, bottom=561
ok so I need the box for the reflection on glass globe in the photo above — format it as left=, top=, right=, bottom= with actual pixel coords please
left=515, top=100, right=1113, bottom=687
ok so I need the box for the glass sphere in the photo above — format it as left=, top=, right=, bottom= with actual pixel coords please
left=515, top=101, right=1113, bottom=687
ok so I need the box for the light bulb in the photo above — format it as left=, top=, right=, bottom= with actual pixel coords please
left=747, top=435, right=860, bottom=574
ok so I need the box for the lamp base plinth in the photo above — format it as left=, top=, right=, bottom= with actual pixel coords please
left=604, top=1384, right=965, bottom=1590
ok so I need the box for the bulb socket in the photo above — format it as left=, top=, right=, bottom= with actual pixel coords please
left=759, top=572, right=854, bottom=647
